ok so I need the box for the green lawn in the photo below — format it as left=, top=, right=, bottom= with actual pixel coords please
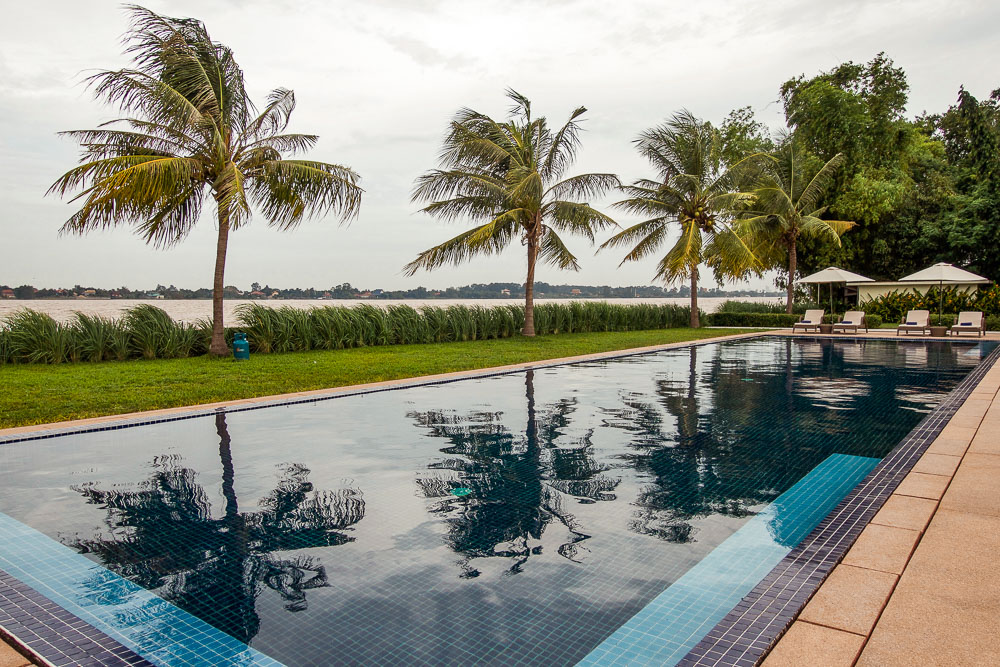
left=1, top=328, right=759, bottom=429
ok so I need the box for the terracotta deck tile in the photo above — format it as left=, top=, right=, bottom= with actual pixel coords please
left=934, top=424, right=978, bottom=442
left=925, top=436, right=970, bottom=456
left=857, top=510, right=1000, bottom=667
left=761, top=622, right=864, bottom=667
left=870, top=495, right=938, bottom=532
left=840, top=524, right=920, bottom=575
left=910, top=452, right=962, bottom=477
left=893, top=472, right=951, bottom=500
left=952, top=398, right=992, bottom=418
left=0, top=641, right=29, bottom=667
left=937, top=453, right=1000, bottom=518
left=797, top=565, right=897, bottom=636
left=967, top=430, right=1000, bottom=455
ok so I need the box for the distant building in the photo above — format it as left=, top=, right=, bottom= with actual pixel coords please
left=570, top=288, right=582, bottom=295
left=1, top=289, right=14, bottom=299
left=500, top=288, right=511, bottom=296
left=250, top=290, right=266, bottom=298
left=83, top=289, right=96, bottom=296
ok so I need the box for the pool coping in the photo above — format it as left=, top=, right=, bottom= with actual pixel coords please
left=0, top=332, right=996, bottom=666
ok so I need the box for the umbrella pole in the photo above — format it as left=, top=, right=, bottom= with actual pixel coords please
left=939, top=280, right=943, bottom=321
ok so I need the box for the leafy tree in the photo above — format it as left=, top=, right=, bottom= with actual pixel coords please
left=738, top=139, right=855, bottom=312
left=936, top=88, right=1000, bottom=277
left=405, top=90, right=620, bottom=336
left=719, top=106, right=775, bottom=167
left=49, top=6, right=362, bottom=355
left=779, top=53, right=966, bottom=280
left=600, top=110, right=761, bottom=327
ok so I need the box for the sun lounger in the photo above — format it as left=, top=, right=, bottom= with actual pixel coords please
left=832, top=311, right=867, bottom=334
left=948, top=311, right=986, bottom=337
left=897, top=310, right=930, bottom=336
left=792, top=309, right=824, bottom=333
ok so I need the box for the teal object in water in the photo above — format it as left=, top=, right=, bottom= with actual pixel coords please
left=233, top=333, right=250, bottom=361
left=450, top=487, right=472, bottom=497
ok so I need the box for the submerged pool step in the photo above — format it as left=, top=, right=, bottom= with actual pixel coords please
left=0, top=512, right=284, bottom=667
left=578, top=453, right=880, bottom=667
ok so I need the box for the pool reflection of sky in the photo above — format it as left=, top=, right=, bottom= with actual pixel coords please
left=0, top=338, right=993, bottom=666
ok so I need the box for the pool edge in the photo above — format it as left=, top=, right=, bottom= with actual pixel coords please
left=676, top=341, right=1000, bottom=667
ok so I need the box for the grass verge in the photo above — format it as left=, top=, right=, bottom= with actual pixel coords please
left=1, top=328, right=760, bottom=429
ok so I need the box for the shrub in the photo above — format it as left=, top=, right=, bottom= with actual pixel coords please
left=715, top=299, right=807, bottom=314
left=861, top=284, right=1000, bottom=321
left=5, top=309, right=78, bottom=364
left=706, top=312, right=801, bottom=327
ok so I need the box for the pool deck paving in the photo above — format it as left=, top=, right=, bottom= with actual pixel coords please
left=763, top=351, right=1000, bottom=666
left=1, top=327, right=999, bottom=666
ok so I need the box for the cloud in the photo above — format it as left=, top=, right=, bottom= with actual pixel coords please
left=1, top=0, right=997, bottom=291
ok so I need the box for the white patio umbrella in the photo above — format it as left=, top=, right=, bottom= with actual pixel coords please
left=899, top=262, right=989, bottom=317
left=798, top=267, right=874, bottom=314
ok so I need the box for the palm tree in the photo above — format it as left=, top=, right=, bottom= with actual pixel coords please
left=48, top=6, right=362, bottom=355
left=736, top=140, right=854, bottom=312
left=601, top=110, right=761, bottom=327
left=405, top=90, right=619, bottom=336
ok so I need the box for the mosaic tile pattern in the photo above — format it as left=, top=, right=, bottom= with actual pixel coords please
left=578, top=454, right=879, bottom=666
left=678, top=342, right=1000, bottom=667
left=0, top=569, right=155, bottom=667
left=0, top=512, right=282, bottom=667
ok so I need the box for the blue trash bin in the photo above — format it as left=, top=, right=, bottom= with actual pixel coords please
left=233, top=332, right=250, bottom=361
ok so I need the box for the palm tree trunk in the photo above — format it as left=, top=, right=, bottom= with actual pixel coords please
left=209, top=209, right=231, bottom=356
left=786, top=239, right=797, bottom=314
left=523, top=234, right=538, bottom=337
left=689, top=265, right=700, bottom=328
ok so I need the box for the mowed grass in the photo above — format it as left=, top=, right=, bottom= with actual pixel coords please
left=1, top=328, right=759, bottom=429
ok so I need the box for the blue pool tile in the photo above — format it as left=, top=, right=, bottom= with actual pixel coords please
left=0, top=512, right=283, bottom=667
left=578, top=453, right=879, bottom=667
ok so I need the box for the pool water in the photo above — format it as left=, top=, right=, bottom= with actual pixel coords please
left=0, top=337, right=994, bottom=666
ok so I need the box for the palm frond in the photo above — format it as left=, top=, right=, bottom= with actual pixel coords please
left=251, top=160, right=362, bottom=230
left=538, top=228, right=580, bottom=270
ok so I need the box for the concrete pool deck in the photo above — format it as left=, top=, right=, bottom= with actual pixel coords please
left=1, top=329, right=998, bottom=665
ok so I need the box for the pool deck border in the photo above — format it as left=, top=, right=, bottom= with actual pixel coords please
left=1, top=329, right=998, bottom=666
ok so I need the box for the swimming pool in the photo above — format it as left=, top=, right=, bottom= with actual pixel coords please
left=0, top=336, right=995, bottom=666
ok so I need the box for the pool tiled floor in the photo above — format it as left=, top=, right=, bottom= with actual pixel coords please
left=763, top=357, right=1000, bottom=665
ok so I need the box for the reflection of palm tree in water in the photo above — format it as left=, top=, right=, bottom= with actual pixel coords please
left=68, top=413, right=365, bottom=643
left=411, top=370, right=619, bottom=576
left=609, top=346, right=772, bottom=543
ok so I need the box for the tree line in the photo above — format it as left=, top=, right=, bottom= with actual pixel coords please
left=49, top=6, right=999, bottom=352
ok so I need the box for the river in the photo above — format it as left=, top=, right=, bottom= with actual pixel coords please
left=0, top=296, right=782, bottom=323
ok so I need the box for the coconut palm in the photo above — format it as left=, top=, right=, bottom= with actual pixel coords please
left=601, top=110, right=762, bottom=327
left=48, top=6, right=362, bottom=355
left=736, top=140, right=854, bottom=312
left=405, top=90, right=619, bottom=336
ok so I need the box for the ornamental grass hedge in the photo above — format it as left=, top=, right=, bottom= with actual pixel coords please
left=0, top=301, right=695, bottom=364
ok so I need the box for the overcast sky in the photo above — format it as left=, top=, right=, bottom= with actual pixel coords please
left=2, top=0, right=997, bottom=292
